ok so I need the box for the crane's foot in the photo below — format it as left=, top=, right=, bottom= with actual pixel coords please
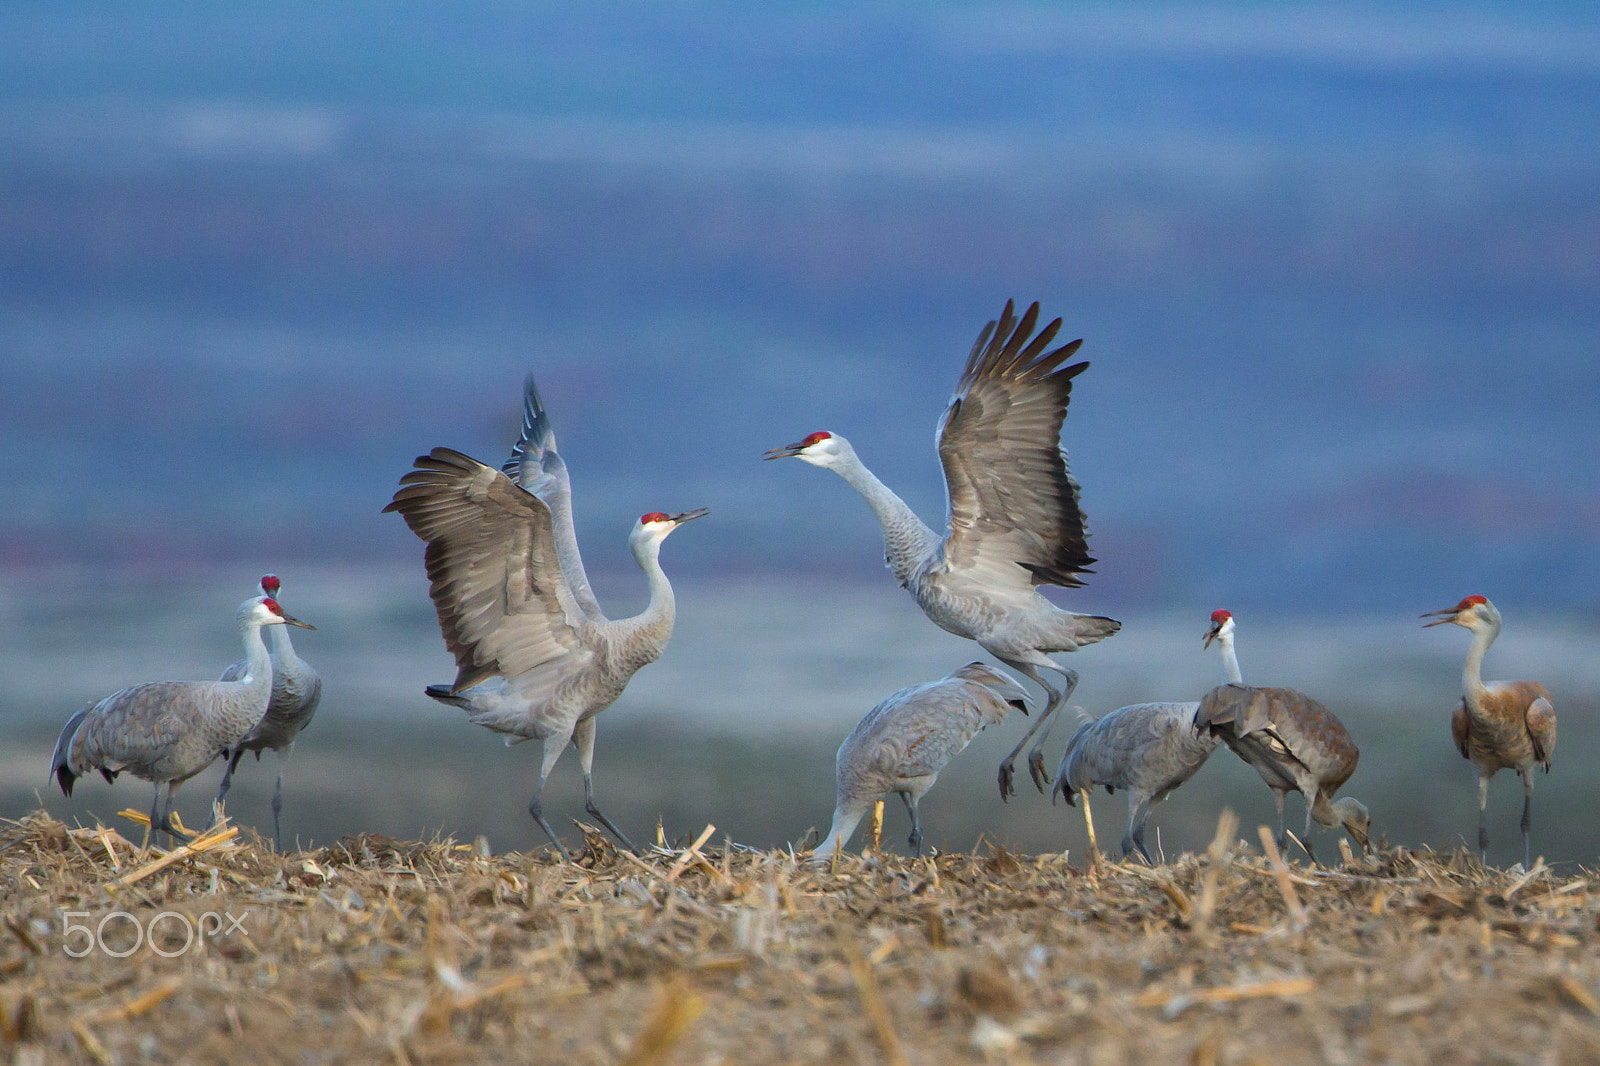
left=1027, top=748, right=1053, bottom=793
left=997, top=760, right=1017, bottom=802
left=584, top=803, right=640, bottom=855
left=528, top=800, right=574, bottom=863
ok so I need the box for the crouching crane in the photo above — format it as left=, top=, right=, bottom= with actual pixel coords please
left=812, top=662, right=1030, bottom=860
left=50, top=595, right=315, bottom=843
left=1423, top=595, right=1554, bottom=869
left=1052, top=609, right=1244, bottom=862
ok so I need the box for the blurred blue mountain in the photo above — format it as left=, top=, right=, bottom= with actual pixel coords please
left=1, top=2, right=1597, bottom=614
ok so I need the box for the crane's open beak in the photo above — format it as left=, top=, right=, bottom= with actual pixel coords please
left=1203, top=624, right=1221, bottom=649
left=762, top=440, right=807, bottom=460
left=1420, top=608, right=1459, bottom=628
left=667, top=508, right=710, bottom=524
left=281, top=613, right=316, bottom=630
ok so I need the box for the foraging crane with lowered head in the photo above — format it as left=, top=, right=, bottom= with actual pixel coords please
left=812, top=662, right=1031, bottom=860
left=210, top=574, right=322, bottom=850
left=1423, top=594, right=1555, bottom=869
left=766, top=301, right=1119, bottom=801
left=384, top=377, right=707, bottom=860
left=1195, top=673, right=1370, bottom=863
left=51, top=595, right=315, bottom=843
left=1052, top=609, right=1243, bottom=862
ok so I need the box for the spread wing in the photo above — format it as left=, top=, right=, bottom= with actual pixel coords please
left=501, top=375, right=604, bottom=622
left=935, top=300, right=1096, bottom=595
left=385, top=447, right=588, bottom=692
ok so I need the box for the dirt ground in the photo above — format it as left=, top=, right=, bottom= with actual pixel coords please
left=2, top=809, right=1598, bottom=1066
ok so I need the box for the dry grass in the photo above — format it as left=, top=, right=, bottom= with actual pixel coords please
left=2, top=809, right=1599, bottom=1065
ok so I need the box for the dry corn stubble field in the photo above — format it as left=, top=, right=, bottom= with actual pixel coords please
left=2, top=810, right=1599, bottom=1066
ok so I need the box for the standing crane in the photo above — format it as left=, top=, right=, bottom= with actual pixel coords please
left=1195, top=680, right=1370, bottom=863
left=210, top=574, right=322, bottom=850
left=766, top=301, right=1119, bottom=801
left=812, top=662, right=1030, bottom=860
left=50, top=595, right=315, bottom=843
left=1052, top=609, right=1244, bottom=863
left=1423, top=595, right=1555, bottom=869
left=384, top=379, right=707, bottom=861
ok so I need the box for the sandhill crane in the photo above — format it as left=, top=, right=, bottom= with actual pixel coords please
left=1195, top=682, right=1370, bottom=862
left=766, top=301, right=1120, bottom=801
left=812, top=662, right=1030, bottom=860
left=210, top=575, right=322, bottom=849
left=50, top=596, right=315, bottom=843
left=384, top=392, right=707, bottom=861
left=1423, top=595, right=1555, bottom=869
left=1052, top=609, right=1244, bottom=862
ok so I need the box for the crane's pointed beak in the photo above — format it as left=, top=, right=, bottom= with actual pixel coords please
left=1420, top=608, right=1458, bottom=628
left=667, top=507, right=710, bottom=524
left=1203, top=625, right=1220, bottom=649
left=281, top=613, right=316, bottom=630
left=763, top=440, right=807, bottom=460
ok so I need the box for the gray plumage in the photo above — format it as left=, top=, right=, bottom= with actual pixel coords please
left=50, top=595, right=315, bottom=842
left=767, top=300, right=1120, bottom=802
left=384, top=415, right=707, bottom=861
left=812, top=662, right=1030, bottom=860
left=212, top=574, right=323, bottom=849
left=1051, top=610, right=1244, bottom=862
left=1195, top=683, right=1371, bottom=861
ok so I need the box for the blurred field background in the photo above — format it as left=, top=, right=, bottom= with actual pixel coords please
left=2, top=3, right=1598, bottom=867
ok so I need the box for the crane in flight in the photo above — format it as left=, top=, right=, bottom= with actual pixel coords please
left=210, top=574, right=322, bottom=850
left=50, top=595, right=315, bottom=844
left=1053, top=609, right=1243, bottom=863
left=385, top=376, right=707, bottom=860
left=1423, top=595, right=1555, bottom=869
left=812, top=662, right=1030, bottom=860
left=766, top=300, right=1119, bottom=801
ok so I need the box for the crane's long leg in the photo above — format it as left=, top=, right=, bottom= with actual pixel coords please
left=1477, top=772, right=1492, bottom=866
left=572, top=718, right=638, bottom=854
left=995, top=661, right=1065, bottom=800
left=1272, top=788, right=1288, bottom=855
left=527, top=735, right=573, bottom=862
left=1301, top=802, right=1319, bottom=866
left=1025, top=667, right=1080, bottom=791
left=207, top=748, right=246, bottom=830
left=1080, top=788, right=1100, bottom=865
left=148, top=782, right=164, bottom=849
left=153, top=781, right=181, bottom=845
left=271, top=743, right=293, bottom=853
left=898, top=791, right=923, bottom=858
left=1126, top=793, right=1154, bottom=864
left=1520, top=768, right=1534, bottom=871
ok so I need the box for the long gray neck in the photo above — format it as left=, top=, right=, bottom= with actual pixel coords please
left=1462, top=620, right=1498, bottom=702
left=1217, top=636, right=1243, bottom=684
left=233, top=620, right=274, bottom=700
left=832, top=451, right=940, bottom=586
left=264, top=622, right=295, bottom=664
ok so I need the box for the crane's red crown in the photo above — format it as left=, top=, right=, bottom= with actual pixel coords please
left=1458, top=595, right=1488, bottom=610
left=639, top=512, right=670, bottom=525
left=801, top=431, right=832, bottom=447
left=263, top=598, right=285, bottom=616
left=1210, top=609, right=1232, bottom=624
left=261, top=575, right=281, bottom=593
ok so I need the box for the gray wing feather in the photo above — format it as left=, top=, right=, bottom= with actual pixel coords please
left=1060, top=701, right=1215, bottom=799
left=385, top=447, right=587, bottom=691
left=935, top=300, right=1095, bottom=593
left=501, top=375, right=604, bottom=622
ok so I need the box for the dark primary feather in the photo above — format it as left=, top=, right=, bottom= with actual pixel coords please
left=937, top=299, right=1095, bottom=589
left=384, top=447, right=585, bottom=692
